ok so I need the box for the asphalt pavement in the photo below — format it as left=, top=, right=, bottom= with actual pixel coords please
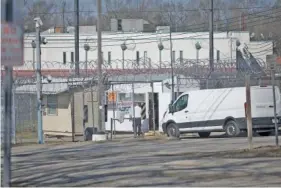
left=11, top=133, right=281, bottom=187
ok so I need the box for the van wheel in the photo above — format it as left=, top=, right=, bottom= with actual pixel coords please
left=258, top=132, right=271, bottom=136
left=225, top=120, right=240, bottom=137
left=167, top=123, right=180, bottom=138
left=198, top=132, right=211, bottom=138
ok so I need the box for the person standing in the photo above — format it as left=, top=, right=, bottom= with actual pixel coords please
left=130, top=102, right=142, bottom=136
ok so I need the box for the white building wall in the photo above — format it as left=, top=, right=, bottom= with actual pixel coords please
left=23, top=31, right=272, bottom=70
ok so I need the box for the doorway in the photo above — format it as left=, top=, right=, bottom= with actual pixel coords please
left=148, top=93, right=159, bottom=131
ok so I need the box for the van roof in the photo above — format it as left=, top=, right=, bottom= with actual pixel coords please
left=180, top=85, right=276, bottom=96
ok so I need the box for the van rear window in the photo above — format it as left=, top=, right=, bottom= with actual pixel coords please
left=252, top=88, right=280, bottom=104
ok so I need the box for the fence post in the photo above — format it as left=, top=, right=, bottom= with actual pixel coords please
left=112, top=84, right=116, bottom=137
left=151, top=82, right=156, bottom=135
left=132, top=82, right=136, bottom=138
left=12, top=86, right=16, bottom=144
left=110, top=118, right=113, bottom=140
left=245, top=74, right=253, bottom=150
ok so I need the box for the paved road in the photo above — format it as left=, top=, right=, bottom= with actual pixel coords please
left=11, top=134, right=281, bottom=187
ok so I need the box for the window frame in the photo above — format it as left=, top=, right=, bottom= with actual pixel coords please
left=180, top=50, right=183, bottom=63
left=173, top=94, right=189, bottom=112
left=63, top=52, right=66, bottom=64
left=172, top=50, right=176, bottom=62
left=71, top=52, right=74, bottom=63
left=47, top=95, right=58, bottom=116
left=117, top=19, right=122, bottom=31
left=136, top=51, right=140, bottom=65
left=108, top=51, right=111, bottom=65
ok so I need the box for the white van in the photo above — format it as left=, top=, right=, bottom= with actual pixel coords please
left=161, top=86, right=281, bottom=138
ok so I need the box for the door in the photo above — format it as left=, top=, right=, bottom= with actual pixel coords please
left=172, top=94, right=190, bottom=128
left=252, top=87, right=281, bottom=118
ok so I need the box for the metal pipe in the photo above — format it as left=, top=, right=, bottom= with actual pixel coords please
left=132, top=82, right=136, bottom=138
left=3, top=1, right=13, bottom=185
left=271, top=66, right=279, bottom=146
left=12, top=86, right=16, bottom=144
left=110, top=118, right=113, bottom=140
left=82, top=88, right=85, bottom=141
left=245, top=74, right=253, bottom=150
left=97, top=0, right=104, bottom=132
left=35, top=18, right=43, bottom=144
left=3, top=66, right=13, bottom=187
left=90, top=79, right=95, bottom=131
left=122, top=50, right=125, bottom=69
left=177, top=76, right=180, bottom=98
left=209, top=0, right=214, bottom=71
left=112, top=84, right=116, bottom=137
left=85, top=50, right=88, bottom=75
left=71, top=93, right=75, bottom=142
left=32, top=48, right=35, bottom=70
left=159, top=50, right=162, bottom=68
left=169, top=12, right=175, bottom=103
left=196, top=49, right=199, bottom=65
left=151, top=82, right=156, bottom=134
left=74, top=0, right=79, bottom=75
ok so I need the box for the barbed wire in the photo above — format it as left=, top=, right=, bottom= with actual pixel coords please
left=1, top=57, right=274, bottom=92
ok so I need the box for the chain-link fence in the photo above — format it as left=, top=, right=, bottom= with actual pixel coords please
left=1, top=55, right=278, bottom=144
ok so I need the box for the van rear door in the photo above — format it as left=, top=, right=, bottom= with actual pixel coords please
left=251, top=86, right=281, bottom=118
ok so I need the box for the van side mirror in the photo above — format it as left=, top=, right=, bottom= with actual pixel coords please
left=168, top=104, right=173, bottom=113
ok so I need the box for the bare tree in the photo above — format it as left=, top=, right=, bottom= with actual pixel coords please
left=24, top=0, right=58, bottom=32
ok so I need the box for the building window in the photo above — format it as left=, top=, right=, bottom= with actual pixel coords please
left=83, top=105, right=88, bottom=123
left=108, top=51, right=111, bottom=65
left=180, top=50, right=183, bottom=63
left=71, top=52, right=74, bottom=63
left=217, top=50, right=220, bottom=61
left=172, top=51, right=175, bottom=62
left=63, top=52, right=66, bottom=64
left=144, top=51, right=147, bottom=59
left=47, top=95, right=58, bottom=115
left=136, top=51, right=140, bottom=65
left=101, top=51, right=104, bottom=62
left=117, top=19, right=122, bottom=31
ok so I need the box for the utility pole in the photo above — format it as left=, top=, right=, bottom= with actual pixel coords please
left=3, top=1, right=13, bottom=186
left=35, top=18, right=44, bottom=144
left=169, top=9, right=175, bottom=103
left=74, top=0, right=79, bottom=76
left=209, top=0, right=214, bottom=71
left=97, top=0, right=104, bottom=132
left=62, top=1, right=66, bottom=33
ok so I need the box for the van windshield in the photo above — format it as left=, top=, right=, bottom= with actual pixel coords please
left=173, top=94, right=189, bottom=112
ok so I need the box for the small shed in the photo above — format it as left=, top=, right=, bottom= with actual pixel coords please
left=15, top=77, right=101, bottom=137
